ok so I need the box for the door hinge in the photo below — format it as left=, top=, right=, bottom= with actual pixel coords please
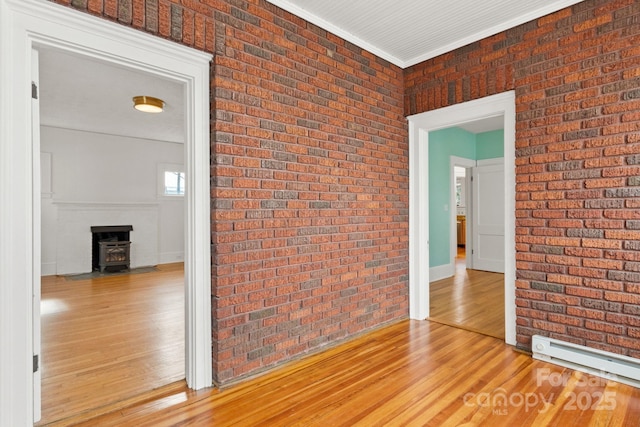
left=32, top=82, right=38, bottom=100
left=33, top=354, right=39, bottom=373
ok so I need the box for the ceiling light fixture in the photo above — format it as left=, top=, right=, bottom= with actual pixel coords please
left=132, top=95, right=165, bottom=113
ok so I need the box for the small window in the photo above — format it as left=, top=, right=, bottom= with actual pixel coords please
left=164, top=170, right=185, bottom=196
left=158, top=164, right=185, bottom=197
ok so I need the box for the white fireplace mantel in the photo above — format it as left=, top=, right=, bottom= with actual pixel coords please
left=54, top=201, right=160, bottom=209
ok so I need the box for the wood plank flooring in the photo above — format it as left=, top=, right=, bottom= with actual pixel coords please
left=74, top=320, right=640, bottom=426
left=38, top=259, right=640, bottom=426
left=429, top=247, right=505, bottom=339
left=37, top=263, right=185, bottom=426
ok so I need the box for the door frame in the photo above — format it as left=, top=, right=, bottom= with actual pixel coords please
left=0, top=0, right=212, bottom=424
left=408, top=91, right=516, bottom=346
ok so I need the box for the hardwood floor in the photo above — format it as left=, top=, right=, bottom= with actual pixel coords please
left=37, top=263, right=185, bottom=426
left=72, top=320, right=640, bottom=426
left=38, top=260, right=640, bottom=426
left=429, top=247, right=505, bottom=339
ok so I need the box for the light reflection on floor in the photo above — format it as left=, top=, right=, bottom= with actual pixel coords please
left=40, top=299, right=68, bottom=315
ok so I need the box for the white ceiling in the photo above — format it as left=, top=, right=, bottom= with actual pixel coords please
left=40, top=1, right=585, bottom=139
left=39, top=47, right=185, bottom=144
left=266, top=0, right=584, bottom=68
left=457, top=116, right=505, bottom=134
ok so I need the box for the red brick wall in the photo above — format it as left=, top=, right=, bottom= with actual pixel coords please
left=54, top=0, right=215, bottom=51
left=210, top=2, right=408, bottom=383
left=406, top=0, right=640, bottom=357
left=53, top=0, right=409, bottom=384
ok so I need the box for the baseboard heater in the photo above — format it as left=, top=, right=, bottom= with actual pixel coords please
left=532, top=335, right=640, bottom=388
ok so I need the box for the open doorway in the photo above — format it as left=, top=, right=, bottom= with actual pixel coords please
left=36, top=47, right=188, bottom=424
left=426, top=123, right=506, bottom=339
left=408, top=91, right=516, bottom=345
left=453, top=164, right=472, bottom=267
left=0, top=1, right=212, bottom=423
left=450, top=158, right=475, bottom=272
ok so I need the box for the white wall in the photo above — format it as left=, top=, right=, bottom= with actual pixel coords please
left=41, top=126, right=185, bottom=275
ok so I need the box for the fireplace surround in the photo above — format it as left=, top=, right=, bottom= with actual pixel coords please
left=54, top=202, right=159, bottom=275
left=90, top=225, right=133, bottom=272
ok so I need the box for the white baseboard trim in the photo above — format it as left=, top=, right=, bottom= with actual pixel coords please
left=159, top=251, right=184, bottom=264
left=429, top=263, right=455, bottom=282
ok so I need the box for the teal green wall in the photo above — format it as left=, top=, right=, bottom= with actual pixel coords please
left=477, top=129, right=504, bottom=160
left=428, top=128, right=475, bottom=267
left=428, top=127, right=504, bottom=268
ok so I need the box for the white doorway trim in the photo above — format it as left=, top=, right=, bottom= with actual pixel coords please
left=0, top=0, right=212, bottom=424
left=408, top=91, right=516, bottom=346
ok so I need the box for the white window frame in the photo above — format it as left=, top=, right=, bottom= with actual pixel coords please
left=158, top=163, right=186, bottom=198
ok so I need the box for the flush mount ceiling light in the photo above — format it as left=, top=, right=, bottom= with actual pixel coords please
left=132, top=95, right=165, bottom=113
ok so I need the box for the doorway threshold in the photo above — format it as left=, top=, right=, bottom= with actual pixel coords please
left=426, top=318, right=505, bottom=340
left=37, top=380, right=190, bottom=427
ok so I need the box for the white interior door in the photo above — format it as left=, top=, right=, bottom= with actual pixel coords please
left=472, top=160, right=505, bottom=273
left=31, top=47, right=42, bottom=422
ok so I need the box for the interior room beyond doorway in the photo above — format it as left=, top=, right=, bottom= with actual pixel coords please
left=427, top=119, right=506, bottom=339
left=37, top=264, right=185, bottom=425
left=429, top=247, right=505, bottom=339
left=37, top=45, right=189, bottom=425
